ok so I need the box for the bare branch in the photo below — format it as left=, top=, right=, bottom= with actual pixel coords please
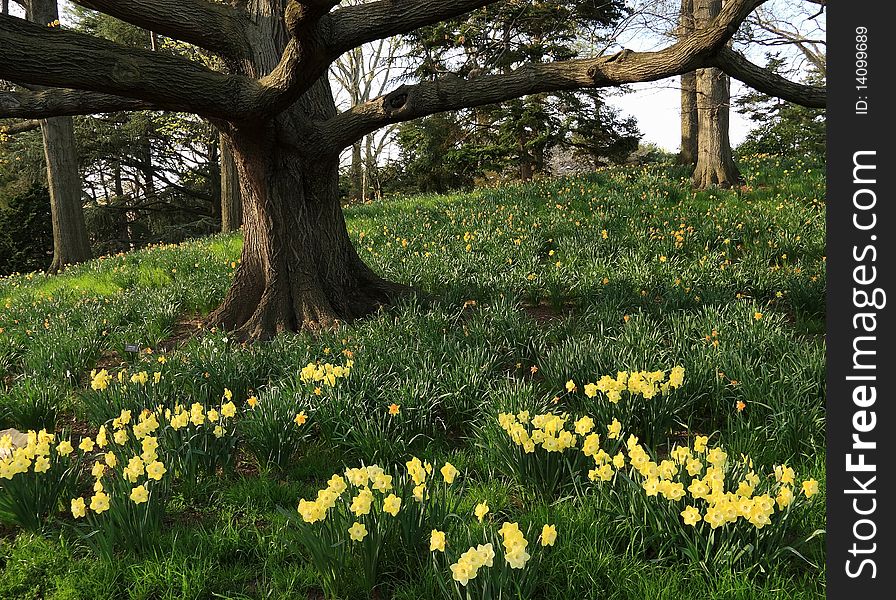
left=711, top=47, right=825, bottom=107
left=0, top=88, right=153, bottom=119
left=71, top=0, right=249, bottom=58
left=321, top=0, right=778, bottom=151
left=0, top=14, right=263, bottom=120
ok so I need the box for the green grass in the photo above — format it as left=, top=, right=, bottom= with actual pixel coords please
left=0, top=154, right=825, bottom=598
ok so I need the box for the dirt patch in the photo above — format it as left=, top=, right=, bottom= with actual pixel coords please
left=94, top=349, right=126, bottom=371
left=521, top=301, right=573, bottom=325
left=157, top=315, right=206, bottom=353
left=56, top=410, right=95, bottom=439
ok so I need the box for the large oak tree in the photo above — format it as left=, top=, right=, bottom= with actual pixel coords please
left=0, top=0, right=824, bottom=339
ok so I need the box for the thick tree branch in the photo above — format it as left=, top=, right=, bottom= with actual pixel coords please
left=0, top=88, right=153, bottom=119
left=326, top=0, right=496, bottom=56
left=711, top=47, right=824, bottom=108
left=0, top=119, right=41, bottom=135
left=0, top=14, right=263, bottom=120
left=251, top=0, right=497, bottom=116
left=321, top=0, right=778, bottom=151
left=71, top=0, right=249, bottom=58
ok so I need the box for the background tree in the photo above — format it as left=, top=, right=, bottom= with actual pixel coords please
left=402, top=0, right=640, bottom=181
left=735, top=55, right=824, bottom=159
left=20, top=0, right=93, bottom=272
left=692, top=0, right=740, bottom=188
left=677, top=0, right=698, bottom=165
left=330, top=7, right=402, bottom=202
left=0, top=0, right=824, bottom=338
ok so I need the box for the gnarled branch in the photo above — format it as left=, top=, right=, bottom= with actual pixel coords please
left=0, top=13, right=262, bottom=120
left=321, top=0, right=784, bottom=151
left=251, top=0, right=499, bottom=117
left=71, top=0, right=249, bottom=58
left=0, top=88, right=153, bottom=119
left=326, top=0, right=496, bottom=56
left=711, top=47, right=825, bottom=107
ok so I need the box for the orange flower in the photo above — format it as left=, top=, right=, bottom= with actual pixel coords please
left=388, top=403, right=400, bottom=415
left=247, top=396, right=258, bottom=408
left=736, top=400, right=746, bottom=412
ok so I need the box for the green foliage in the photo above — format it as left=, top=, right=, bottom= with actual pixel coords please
left=0, top=378, right=64, bottom=431
left=396, top=0, right=640, bottom=185
left=396, top=113, right=498, bottom=193
left=0, top=159, right=825, bottom=598
left=735, top=56, right=825, bottom=160
left=0, top=185, right=53, bottom=276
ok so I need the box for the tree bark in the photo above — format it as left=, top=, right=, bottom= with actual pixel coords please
left=350, top=141, right=363, bottom=201
left=678, top=0, right=698, bottom=165
left=28, top=0, right=92, bottom=273
left=692, top=0, right=741, bottom=188
left=220, top=133, right=242, bottom=232
left=208, top=111, right=408, bottom=339
left=205, top=3, right=408, bottom=338
left=41, top=116, right=92, bottom=272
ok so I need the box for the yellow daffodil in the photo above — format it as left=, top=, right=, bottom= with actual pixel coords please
left=474, top=502, right=489, bottom=522
left=681, top=505, right=702, bottom=526
left=382, top=493, right=401, bottom=516
left=71, top=497, right=87, bottom=518
left=130, top=484, right=149, bottom=504
left=802, top=479, right=819, bottom=498
left=430, top=529, right=446, bottom=552
left=540, top=524, right=557, bottom=546
left=440, top=462, right=459, bottom=484
left=348, top=522, right=367, bottom=542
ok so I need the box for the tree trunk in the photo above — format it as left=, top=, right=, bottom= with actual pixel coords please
left=678, top=0, right=698, bottom=165
left=28, top=0, right=92, bottom=272
left=350, top=141, right=363, bottom=201
left=40, top=115, right=92, bottom=272
left=692, top=0, right=740, bottom=188
left=204, top=1, right=409, bottom=338
left=220, top=133, right=242, bottom=232
left=208, top=115, right=407, bottom=339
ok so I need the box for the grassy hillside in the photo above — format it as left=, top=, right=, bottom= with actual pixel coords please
left=0, top=155, right=825, bottom=599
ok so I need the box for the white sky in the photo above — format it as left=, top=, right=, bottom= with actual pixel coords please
left=605, top=80, right=752, bottom=152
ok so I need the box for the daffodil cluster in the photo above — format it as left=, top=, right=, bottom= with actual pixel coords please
left=290, top=457, right=462, bottom=599
left=580, top=365, right=685, bottom=403
left=0, top=429, right=58, bottom=480
left=435, top=520, right=557, bottom=596
left=298, top=360, right=353, bottom=387
left=495, top=408, right=626, bottom=494
left=449, top=542, right=495, bottom=586
left=69, top=408, right=170, bottom=522
left=620, top=435, right=820, bottom=531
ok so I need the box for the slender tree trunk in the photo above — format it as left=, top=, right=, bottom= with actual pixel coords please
left=28, top=0, right=92, bottom=272
left=41, top=116, right=92, bottom=272
left=350, top=141, right=363, bottom=201
left=692, top=0, right=741, bottom=188
left=220, top=133, right=242, bottom=232
left=678, top=0, right=698, bottom=165
left=206, top=4, right=408, bottom=338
